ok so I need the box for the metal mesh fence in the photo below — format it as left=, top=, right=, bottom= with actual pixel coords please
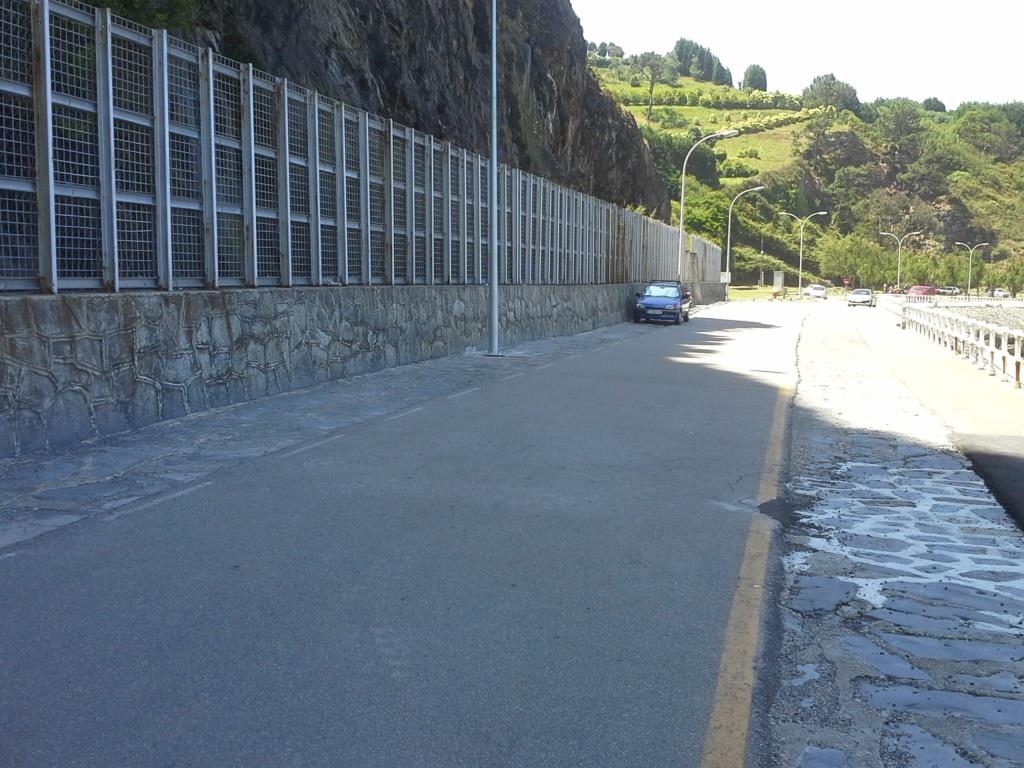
left=0, top=0, right=691, bottom=294
left=116, top=201, right=156, bottom=280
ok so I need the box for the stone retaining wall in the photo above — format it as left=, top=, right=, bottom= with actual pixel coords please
left=0, top=283, right=723, bottom=457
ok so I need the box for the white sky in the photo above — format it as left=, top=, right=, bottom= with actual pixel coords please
left=569, top=0, right=1020, bottom=108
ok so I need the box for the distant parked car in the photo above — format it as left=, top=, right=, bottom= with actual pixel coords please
left=936, top=286, right=962, bottom=295
left=803, top=284, right=828, bottom=299
left=993, top=288, right=1012, bottom=298
left=907, top=285, right=936, bottom=297
left=847, top=288, right=876, bottom=307
left=634, top=280, right=692, bottom=324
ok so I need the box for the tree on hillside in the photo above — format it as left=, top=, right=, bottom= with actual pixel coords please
left=606, top=42, right=624, bottom=58
left=597, top=42, right=608, bottom=57
left=743, top=64, right=767, bottom=92
left=873, top=98, right=927, bottom=178
left=802, top=74, right=861, bottom=114
left=672, top=38, right=731, bottom=85
left=631, top=52, right=668, bottom=121
left=922, top=97, right=946, bottom=112
left=954, top=106, right=1022, bottom=162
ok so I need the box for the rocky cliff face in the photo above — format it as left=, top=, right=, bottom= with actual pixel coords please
left=195, top=0, right=668, bottom=217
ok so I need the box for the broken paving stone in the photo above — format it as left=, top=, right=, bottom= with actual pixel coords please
left=840, top=635, right=929, bottom=680
left=863, top=683, right=1024, bottom=726
left=961, top=570, right=1022, bottom=583
left=790, top=576, right=858, bottom=616
left=867, top=608, right=962, bottom=633
left=972, top=728, right=1024, bottom=762
left=799, top=746, right=848, bottom=767
left=884, top=724, right=975, bottom=768
left=951, top=671, right=1023, bottom=695
left=879, top=633, right=1023, bottom=663
left=839, top=534, right=913, bottom=552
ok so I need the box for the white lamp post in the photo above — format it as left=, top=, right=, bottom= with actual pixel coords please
left=677, top=129, right=739, bottom=281
left=725, top=185, right=765, bottom=296
left=955, top=241, right=989, bottom=296
left=486, top=0, right=500, bottom=355
left=879, top=230, right=921, bottom=291
left=781, top=210, right=827, bottom=293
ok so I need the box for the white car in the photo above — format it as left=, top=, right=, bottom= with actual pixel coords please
left=803, top=284, right=827, bottom=299
left=847, top=288, right=876, bottom=307
left=993, top=288, right=1012, bottom=298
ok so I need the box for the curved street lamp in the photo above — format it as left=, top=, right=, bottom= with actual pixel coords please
left=677, top=129, right=739, bottom=281
left=725, top=185, right=765, bottom=297
left=955, top=241, right=989, bottom=296
left=879, top=230, right=921, bottom=291
left=781, top=210, right=828, bottom=292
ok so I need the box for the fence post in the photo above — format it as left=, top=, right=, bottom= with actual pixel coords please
left=406, top=130, right=416, bottom=284
left=152, top=30, right=173, bottom=289
left=474, top=154, right=483, bottom=284
left=239, top=63, right=257, bottom=287
left=31, top=0, right=58, bottom=293
left=336, top=105, right=349, bottom=286
left=442, top=143, right=452, bottom=284
left=276, top=79, right=292, bottom=285
left=459, top=147, right=468, bottom=284
left=198, top=48, right=220, bottom=287
left=94, top=9, right=119, bottom=291
left=307, top=92, right=322, bottom=286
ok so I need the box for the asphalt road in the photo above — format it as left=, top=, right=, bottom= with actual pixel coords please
left=0, top=307, right=796, bottom=767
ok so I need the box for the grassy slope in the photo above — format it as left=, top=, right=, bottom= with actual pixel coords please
left=595, top=68, right=806, bottom=177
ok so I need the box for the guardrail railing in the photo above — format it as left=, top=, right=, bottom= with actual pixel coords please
left=0, top=0, right=719, bottom=294
left=903, top=303, right=1024, bottom=388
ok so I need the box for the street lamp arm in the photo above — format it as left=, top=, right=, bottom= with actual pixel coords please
left=677, top=129, right=740, bottom=280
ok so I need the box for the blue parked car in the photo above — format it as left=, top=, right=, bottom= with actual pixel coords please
left=634, top=281, right=692, bottom=324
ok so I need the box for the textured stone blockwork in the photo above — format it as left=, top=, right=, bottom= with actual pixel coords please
left=0, top=283, right=720, bottom=456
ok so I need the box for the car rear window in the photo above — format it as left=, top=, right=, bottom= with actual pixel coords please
left=643, top=286, right=680, bottom=297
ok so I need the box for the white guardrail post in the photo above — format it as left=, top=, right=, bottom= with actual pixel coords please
left=902, top=303, right=1023, bottom=389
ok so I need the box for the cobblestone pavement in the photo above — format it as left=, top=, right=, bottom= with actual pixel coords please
left=0, top=316, right=697, bottom=551
left=765, top=306, right=1024, bottom=767
left=943, top=306, right=1024, bottom=329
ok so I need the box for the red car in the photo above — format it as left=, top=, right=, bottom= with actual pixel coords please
left=907, top=285, right=936, bottom=296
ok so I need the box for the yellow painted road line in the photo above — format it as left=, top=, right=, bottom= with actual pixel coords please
left=699, top=385, right=790, bottom=768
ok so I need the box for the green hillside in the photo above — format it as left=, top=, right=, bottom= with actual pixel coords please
left=591, top=48, right=1024, bottom=292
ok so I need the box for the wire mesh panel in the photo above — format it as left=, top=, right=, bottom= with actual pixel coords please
left=213, top=71, right=241, bottom=140
left=367, top=121, right=386, bottom=283
left=215, top=144, right=243, bottom=206
left=449, top=151, right=461, bottom=284
left=287, top=97, right=307, bottom=158
left=252, top=82, right=276, bottom=149
left=0, top=190, right=38, bottom=280
left=217, top=212, right=243, bottom=279
left=519, top=175, right=528, bottom=284
left=530, top=178, right=539, bottom=283
left=53, top=105, right=99, bottom=187
left=169, top=132, right=201, bottom=199
left=343, top=110, right=362, bottom=284
left=167, top=53, right=199, bottom=128
left=1, top=92, right=35, bottom=180
left=320, top=223, right=337, bottom=281
left=431, top=143, right=444, bottom=283
left=412, top=138, right=427, bottom=284
left=504, top=172, right=513, bottom=283
left=291, top=220, right=311, bottom=280
left=171, top=207, right=205, bottom=280
left=289, top=162, right=309, bottom=215
left=55, top=196, right=101, bottom=280
left=111, top=33, right=151, bottom=116
left=116, top=202, right=156, bottom=279
left=465, top=155, right=476, bottom=283
left=392, top=129, right=408, bottom=283
left=1, top=0, right=33, bottom=85
left=256, top=215, right=280, bottom=279
left=114, top=119, right=153, bottom=194
left=478, top=161, right=488, bottom=283
left=50, top=11, right=95, bottom=102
